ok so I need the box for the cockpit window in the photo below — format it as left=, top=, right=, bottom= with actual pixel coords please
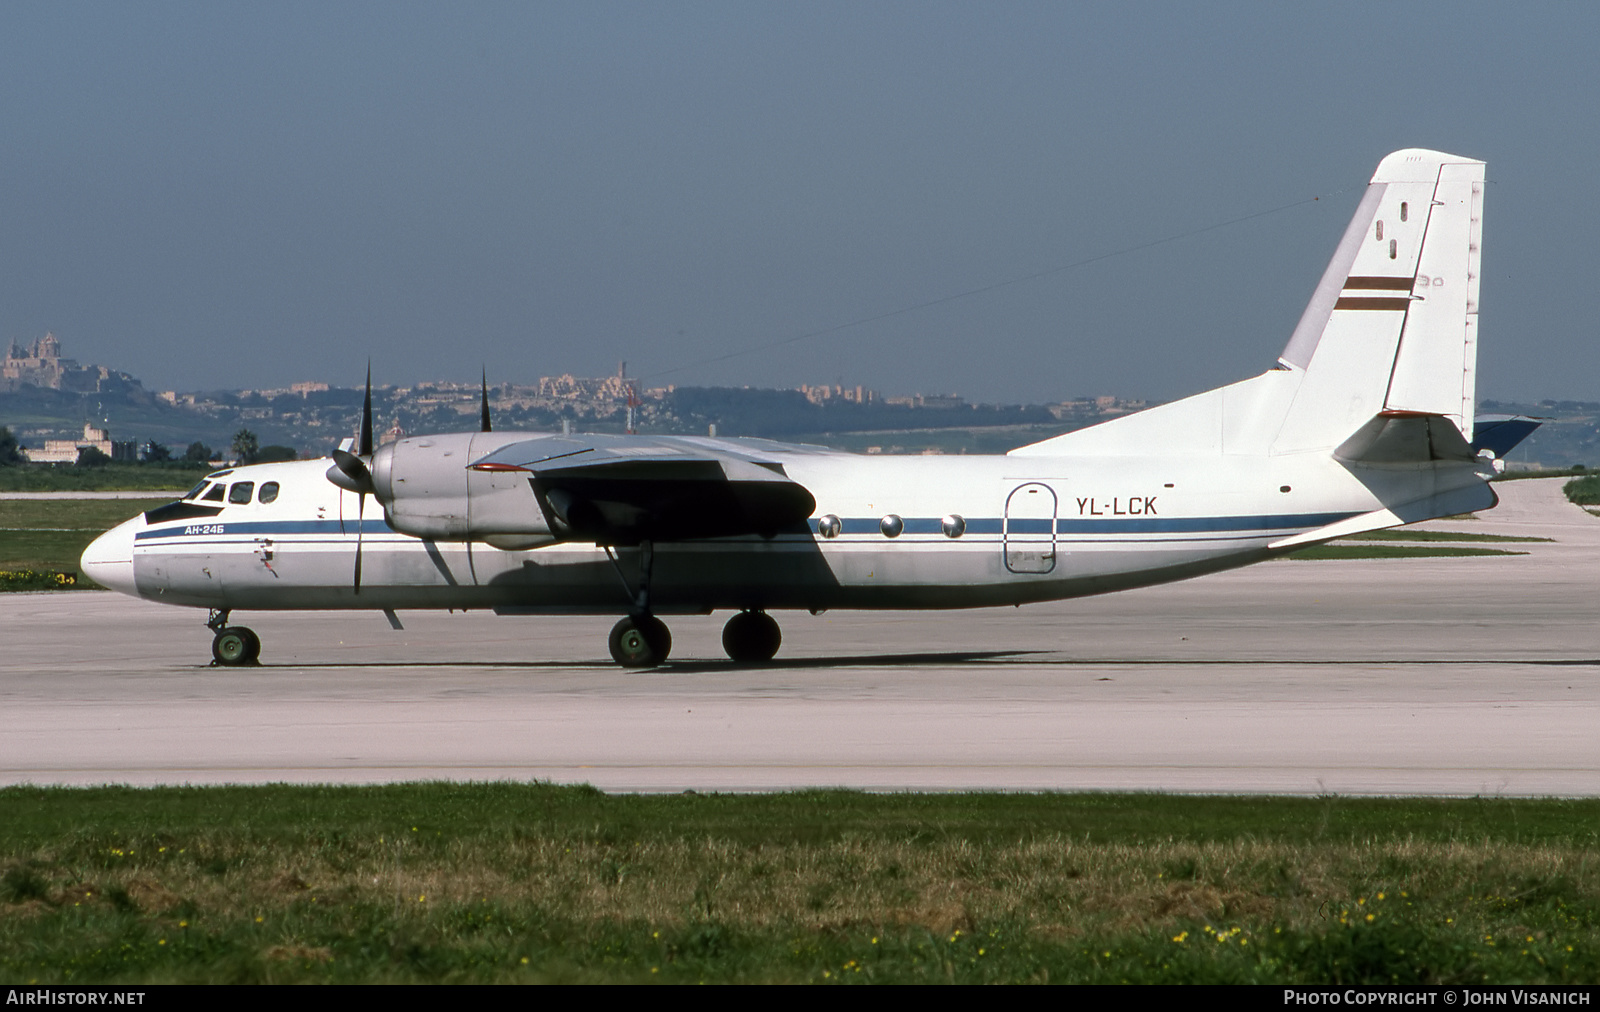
left=258, top=481, right=280, bottom=504
left=228, top=481, right=255, bottom=505
left=181, top=481, right=208, bottom=501
left=201, top=484, right=226, bottom=502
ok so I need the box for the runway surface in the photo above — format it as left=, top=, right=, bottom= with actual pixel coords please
left=3, top=478, right=1596, bottom=795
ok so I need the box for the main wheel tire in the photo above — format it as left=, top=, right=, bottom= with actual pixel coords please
left=212, top=627, right=254, bottom=666
left=608, top=615, right=672, bottom=668
left=722, top=610, right=781, bottom=664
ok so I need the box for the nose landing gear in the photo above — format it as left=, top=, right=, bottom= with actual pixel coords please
left=207, top=609, right=261, bottom=666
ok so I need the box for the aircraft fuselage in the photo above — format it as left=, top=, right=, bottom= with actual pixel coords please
left=85, top=444, right=1483, bottom=615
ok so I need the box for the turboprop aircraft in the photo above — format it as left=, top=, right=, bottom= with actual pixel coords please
left=83, top=148, right=1533, bottom=668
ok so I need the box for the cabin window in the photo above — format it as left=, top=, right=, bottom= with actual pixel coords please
left=1400, top=202, right=1408, bottom=222
left=228, top=481, right=255, bottom=505
left=181, top=481, right=208, bottom=501
left=880, top=514, right=904, bottom=538
left=941, top=514, right=966, bottom=538
left=201, top=484, right=226, bottom=502
left=1389, top=239, right=1397, bottom=259
left=1375, top=220, right=1384, bottom=240
left=258, top=481, right=280, bottom=504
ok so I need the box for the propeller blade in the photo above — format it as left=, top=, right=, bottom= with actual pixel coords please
left=480, top=368, right=492, bottom=433
left=359, top=363, right=374, bottom=457
left=353, top=490, right=365, bottom=594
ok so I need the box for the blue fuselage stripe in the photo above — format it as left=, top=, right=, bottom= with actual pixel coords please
left=135, top=519, right=395, bottom=540
left=133, top=510, right=1358, bottom=544
left=815, top=511, right=1355, bottom=537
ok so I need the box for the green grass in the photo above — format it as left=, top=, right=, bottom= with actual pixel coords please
left=0, top=498, right=172, bottom=530
left=0, top=463, right=202, bottom=493
left=0, top=785, right=1596, bottom=984
left=0, top=528, right=108, bottom=573
left=1564, top=475, right=1600, bottom=506
left=1348, top=530, right=1551, bottom=543
left=1284, top=545, right=1527, bottom=560
left=1495, top=466, right=1593, bottom=482
left=0, top=499, right=168, bottom=590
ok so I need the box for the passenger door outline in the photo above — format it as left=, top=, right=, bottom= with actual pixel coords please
left=1004, top=482, right=1057, bottom=574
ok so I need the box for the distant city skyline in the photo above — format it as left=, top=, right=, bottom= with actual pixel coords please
left=3, top=4, right=1597, bottom=405
left=4, top=329, right=1592, bottom=469
left=2, top=328, right=1593, bottom=414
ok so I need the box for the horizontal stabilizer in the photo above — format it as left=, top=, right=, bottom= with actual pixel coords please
left=1471, top=414, right=1543, bottom=458
left=1334, top=411, right=1476, bottom=464
left=1268, top=481, right=1497, bottom=550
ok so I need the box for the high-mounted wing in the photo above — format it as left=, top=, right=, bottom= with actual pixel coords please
left=469, top=434, right=817, bottom=544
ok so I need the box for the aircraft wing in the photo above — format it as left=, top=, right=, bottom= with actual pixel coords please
left=468, top=434, right=817, bottom=543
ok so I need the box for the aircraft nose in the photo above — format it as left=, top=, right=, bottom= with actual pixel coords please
left=81, top=516, right=141, bottom=596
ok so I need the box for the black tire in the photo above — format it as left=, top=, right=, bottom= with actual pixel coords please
left=212, top=627, right=253, bottom=667
left=238, top=627, right=262, bottom=664
left=722, top=610, right=781, bottom=664
left=608, top=615, right=672, bottom=668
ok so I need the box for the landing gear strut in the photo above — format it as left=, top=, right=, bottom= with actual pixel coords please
left=722, top=610, right=781, bottom=664
left=603, top=541, right=672, bottom=668
left=207, top=609, right=261, bottom=667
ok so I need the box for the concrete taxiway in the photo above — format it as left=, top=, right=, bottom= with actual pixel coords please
left=2, top=477, right=1596, bottom=794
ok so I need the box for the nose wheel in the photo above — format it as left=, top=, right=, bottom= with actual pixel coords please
left=211, top=626, right=261, bottom=666
left=608, top=615, right=672, bottom=668
left=207, top=610, right=261, bottom=666
left=722, top=610, right=781, bottom=664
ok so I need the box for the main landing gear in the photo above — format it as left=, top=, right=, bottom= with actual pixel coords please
left=598, top=543, right=783, bottom=668
left=722, top=609, right=781, bottom=664
left=605, top=610, right=783, bottom=667
left=604, top=541, right=672, bottom=668
left=608, top=614, right=672, bottom=668
left=207, top=609, right=261, bottom=667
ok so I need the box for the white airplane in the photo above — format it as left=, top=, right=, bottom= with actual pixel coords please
left=83, top=148, right=1528, bottom=668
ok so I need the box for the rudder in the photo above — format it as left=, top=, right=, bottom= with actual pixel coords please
left=1273, top=148, right=1485, bottom=454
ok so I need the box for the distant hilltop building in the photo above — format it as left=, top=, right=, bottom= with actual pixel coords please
left=23, top=421, right=138, bottom=464
left=884, top=392, right=963, bottom=409
left=538, top=362, right=637, bottom=401
left=2, top=333, right=145, bottom=396
left=799, top=383, right=878, bottom=405
left=1048, top=396, right=1149, bottom=420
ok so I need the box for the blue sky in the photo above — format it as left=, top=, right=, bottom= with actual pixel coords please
left=2, top=2, right=1594, bottom=404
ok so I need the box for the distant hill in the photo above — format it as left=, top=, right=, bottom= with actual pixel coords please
left=2, top=336, right=1593, bottom=464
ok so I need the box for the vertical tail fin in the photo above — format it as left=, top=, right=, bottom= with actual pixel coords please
left=1009, top=148, right=1485, bottom=461
left=1273, top=149, right=1485, bottom=453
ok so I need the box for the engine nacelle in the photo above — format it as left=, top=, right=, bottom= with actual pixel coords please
left=369, top=432, right=556, bottom=544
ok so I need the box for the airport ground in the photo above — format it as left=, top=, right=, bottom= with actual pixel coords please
left=2, top=478, right=1596, bottom=796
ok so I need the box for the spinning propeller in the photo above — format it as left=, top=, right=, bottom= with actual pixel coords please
left=325, top=365, right=494, bottom=594
left=326, top=365, right=376, bottom=593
